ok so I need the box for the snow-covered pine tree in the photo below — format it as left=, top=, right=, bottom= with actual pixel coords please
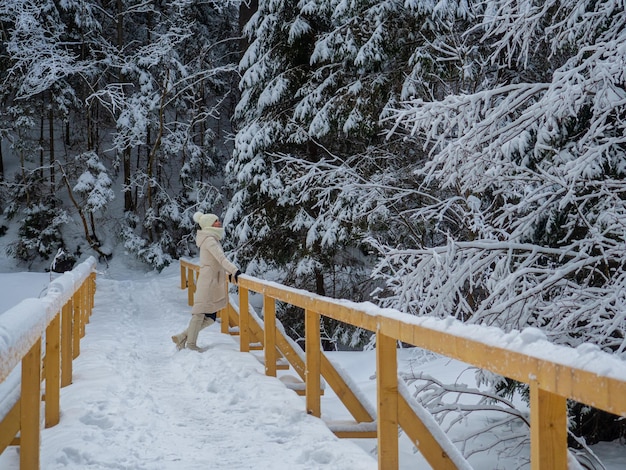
left=227, top=0, right=382, bottom=346
left=385, top=0, right=626, bottom=445
left=227, top=0, right=482, bottom=346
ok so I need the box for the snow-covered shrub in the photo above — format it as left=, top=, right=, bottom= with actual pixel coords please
left=120, top=212, right=175, bottom=272
left=9, top=201, right=70, bottom=262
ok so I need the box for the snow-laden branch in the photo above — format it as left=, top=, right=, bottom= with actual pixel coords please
left=376, top=0, right=626, bottom=358
left=371, top=235, right=626, bottom=354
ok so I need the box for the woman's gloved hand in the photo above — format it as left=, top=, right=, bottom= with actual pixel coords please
left=229, top=270, right=242, bottom=283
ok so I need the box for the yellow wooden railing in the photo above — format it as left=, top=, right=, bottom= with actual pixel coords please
left=180, top=258, right=626, bottom=470
left=0, top=257, right=97, bottom=470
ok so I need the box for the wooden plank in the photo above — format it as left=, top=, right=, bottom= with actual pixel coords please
left=388, top=318, right=626, bottom=417
left=44, top=313, right=61, bottom=428
left=305, top=309, right=321, bottom=417
left=83, top=280, right=90, bottom=326
left=239, top=276, right=379, bottom=331
left=264, top=295, right=277, bottom=377
left=227, top=304, right=240, bottom=335
left=376, top=331, right=398, bottom=470
left=328, top=421, right=377, bottom=438
left=187, top=268, right=195, bottom=306
left=239, top=288, right=250, bottom=353
left=180, top=263, right=187, bottom=290
left=275, top=332, right=305, bottom=379
left=61, top=301, right=73, bottom=387
left=21, top=339, right=42, bottom=470
left=80, top=284, right=87, bottom=336
left=333, top=430, right=378, bottom=438
left=0, top=400, right=20, bottom=453
left=220, top=278, right=231, bottom=335
left=295, top=388, right=324, bottom=396
left=321, top=353, right=374, bottom=423
left=530, top=380, right=567, bottom=470
left=253, top=355, right=289, bottom=370
left=89, top=272, right=96, bottom=316
left=219, top=305, right=228, bottom=334
left=398, top=395, right=458, bottom=470
left=72, top=292, right=81, bottom=359
left=231, top=304, right=261, bottom=348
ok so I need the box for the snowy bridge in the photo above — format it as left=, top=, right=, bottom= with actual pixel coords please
left=1, top=257, right=626, bottom=469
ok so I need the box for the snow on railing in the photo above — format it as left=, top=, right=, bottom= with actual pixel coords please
left=180, top=258, right=626, bottom=470
left=0, top=256, right=97, bottom=470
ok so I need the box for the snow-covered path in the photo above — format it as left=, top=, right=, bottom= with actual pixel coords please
left=1, top=269, right=377, bottom=469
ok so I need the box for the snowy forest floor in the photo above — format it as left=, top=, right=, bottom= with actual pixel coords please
left=0, top=263, right=624, bottom=469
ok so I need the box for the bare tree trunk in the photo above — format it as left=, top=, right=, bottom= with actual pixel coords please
left=19, top=142, right=29, bottom=204
left=39, top=103, right=44, bottom=181
left=93, top=104, right=99, bottom=153
left=117, top=0, right=134, bottom=213
left=146, top=124, right=153, bottom=241
left=89, top=212, right=97, bottom=241
left=315, top=268, right=326, bottom=296
left=58, top=162, right=108, bottom=259
left=200, top=86, right=206, bottom=182
left=49, top=100, right=55, bottom=193
left=146, top=79, right=166, bottom=242
left=87, top=105, right=93, bottom=150
left=134, top=147, right=140, bottom=210
left=124, top=147, right=133, bottom=211
left=147, top=81, right=166, bottom=212
left=0, top=137, right=4, bottom=181
left=146, top=125, right=152, bottom=206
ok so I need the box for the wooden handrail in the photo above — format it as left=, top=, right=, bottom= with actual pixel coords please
left=0, top=257, right=97, bottom=470
left=180, top=258, right=626, bottom=469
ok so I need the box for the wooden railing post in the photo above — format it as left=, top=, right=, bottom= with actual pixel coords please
left=187, top=267, right=195, bottom=306
left=44, top=312, right=61, bottom=428
left=377, top=329, right=398, bottom=470
left=80, top=283, right=88, bottom=334
left=305, top=309, right=321, bottom=417
left=264, top=295, right=277, bottom=377
left=239, top=288, right=250, bottom=352
left=89, top=272, right=96, bottom=316
left=61, top=301, right=73, bottom=387
left=530, top=380, right=567, bottom=470
left=220, top=278, right=229, bottom=334
left=72, top=291, right=81, bottom=359
left=181, top=263, right=187, bottom=290
left=21, top=338, right=42, bottom=470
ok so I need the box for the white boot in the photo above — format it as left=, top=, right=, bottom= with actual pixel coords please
left=171, top=333, right=187, bottom=350
left=185, top=314, right=204, bottom=350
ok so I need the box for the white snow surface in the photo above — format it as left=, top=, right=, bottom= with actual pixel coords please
left=0, top=263, right=375, bottom=470
left=0, top=259, right=625, bottom=469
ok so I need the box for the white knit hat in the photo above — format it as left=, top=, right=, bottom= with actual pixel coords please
left=193, top=212, right=219, bottom=230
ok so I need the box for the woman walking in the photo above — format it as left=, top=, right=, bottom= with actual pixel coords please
left=172, top=212, right=241, bottom=351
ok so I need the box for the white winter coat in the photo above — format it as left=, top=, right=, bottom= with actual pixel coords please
left=191, top=230, right=238, bottom=314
